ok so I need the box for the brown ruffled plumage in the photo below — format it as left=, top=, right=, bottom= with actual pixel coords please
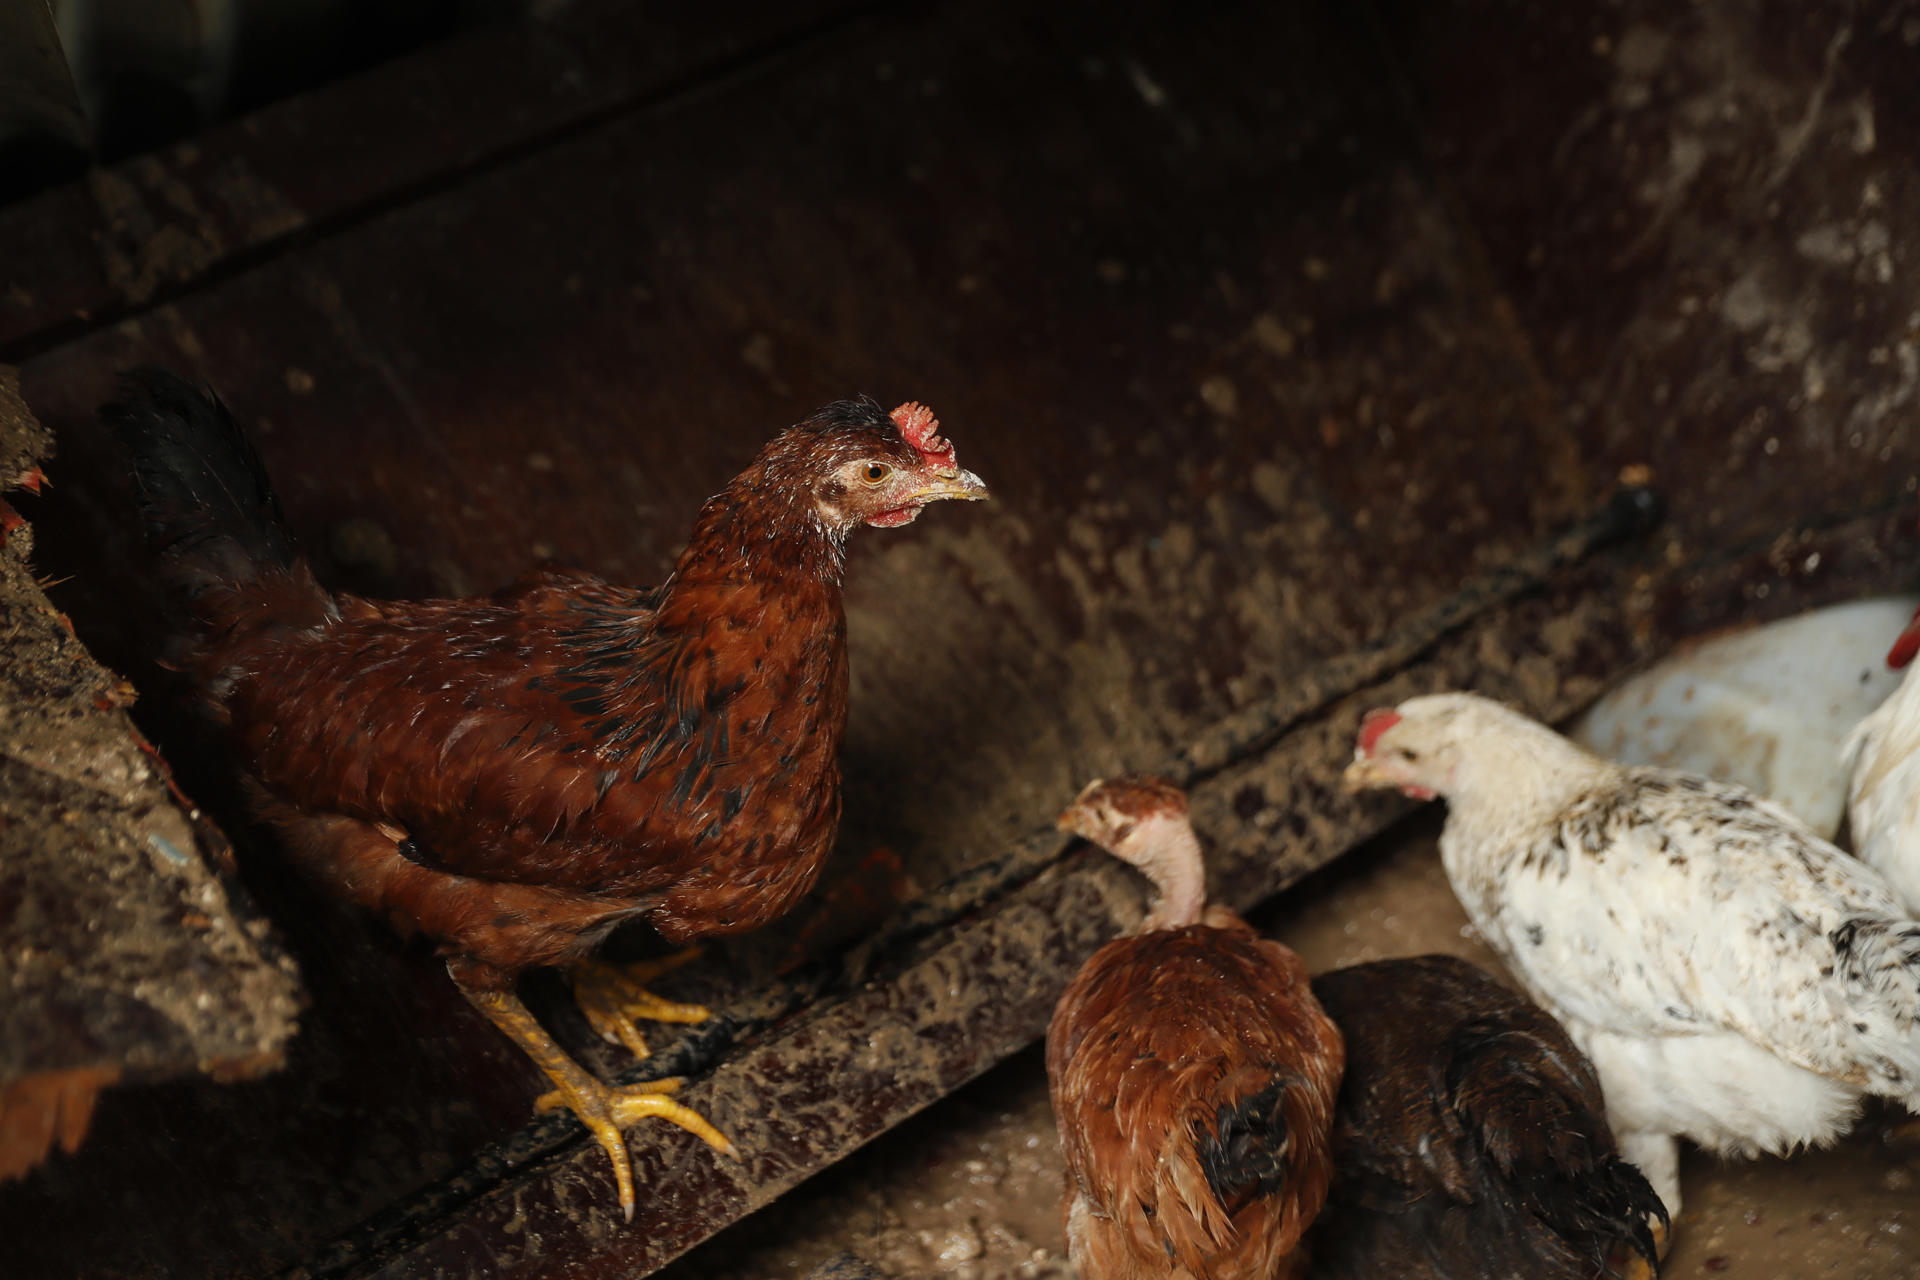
left=106, top=371, right=987, bottom=1216
left=1049, top=919, right=1343, bottom=1280
left=221, top=542, right=851, bottom=983
left=1309, top=956, right=1666, bottom=1280
left=1047, top=777, right=1344, bottom=1280
left=110, top=377, right=984, bottom=987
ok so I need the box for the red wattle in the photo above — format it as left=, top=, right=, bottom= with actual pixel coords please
left=1889, top=607, right=1920, bottom=669
left=865, top=505, right=922, bottom=528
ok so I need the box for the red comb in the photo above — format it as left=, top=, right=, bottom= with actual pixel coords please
left=890, top=401, right=956, bottom=470
left=1358, top=708, right=1402, bottom=754
left=1889, top=604, right=1920, bottom=669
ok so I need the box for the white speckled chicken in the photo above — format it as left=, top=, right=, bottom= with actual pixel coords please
left=1846, top=603, right=1920, bottom=914
left=1344, top=692, right=1920, bottom=1224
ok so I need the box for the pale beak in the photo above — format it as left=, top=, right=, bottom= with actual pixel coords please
left=914, top=468, right=990, bottom=503
left=1342, top=755, right=1387, bottom=793
left=1056, top=779, right=1106, bottom=835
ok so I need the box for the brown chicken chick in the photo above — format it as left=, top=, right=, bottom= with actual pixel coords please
left=1309, top=956, right=1667, bottom=1280
left=104, top=370, right=987, bottom=1218
left=1047, top=776, right=1344, bottom=1280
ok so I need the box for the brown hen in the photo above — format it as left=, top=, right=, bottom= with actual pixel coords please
left=1046, top=776, right=1344, bottom=1280
left=1309, top=955, right=1667, bottom=1280
left=105, top=370, right=987, bottom=1217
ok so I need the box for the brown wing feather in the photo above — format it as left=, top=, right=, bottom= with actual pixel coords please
left=1047, top=915, right=1344, bottom=1280
left=204, top=561, right=848, bottom=970
left=111, top=378, right=919, bottom=989
left=1309, top=956, right=1665, bottom=1279
left=254, top=795, right=642, bottom=983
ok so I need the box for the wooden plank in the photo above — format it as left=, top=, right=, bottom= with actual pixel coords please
left=0, top=0, right=876, bottom=357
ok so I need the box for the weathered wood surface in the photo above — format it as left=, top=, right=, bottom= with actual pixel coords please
left=0, top=369, right=302, bottom=1181
left=0, top=0, right=1913, bottom=1275
left=1375, top=0, right=1920, bottom=549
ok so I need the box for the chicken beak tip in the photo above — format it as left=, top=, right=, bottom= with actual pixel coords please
left=916, top=469, right=989, bottom=504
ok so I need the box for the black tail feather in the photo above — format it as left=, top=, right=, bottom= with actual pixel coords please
left=1444, top=1018, right=1668, bottom=1276
left=1311, top=957, right=1665, bottom=1279
left=102, top=368, right=296, bottom=590
left=1199, top=1072, right=1293, bottom=1218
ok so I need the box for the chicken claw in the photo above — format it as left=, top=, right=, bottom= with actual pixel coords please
left=462, top=984, right=734, bottom=1220
left=1612, top=1214, right=1671, bottom=1280
left=534, top=1075, right=737, bottom=1220
left=569, top=949, right=712, bottom=1060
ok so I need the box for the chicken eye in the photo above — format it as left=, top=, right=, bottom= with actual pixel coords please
left=862, top=462, right=893, bottom=485
left=1396, top=747, right=1421, bottom=762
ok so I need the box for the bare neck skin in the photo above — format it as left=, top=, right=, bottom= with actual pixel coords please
left=1117, top=813, right=1207, bottom=931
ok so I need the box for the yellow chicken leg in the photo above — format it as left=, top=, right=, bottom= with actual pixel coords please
left=462, top=986, right=735, bottom=1220
left=1615, top=1213, right=1671, bottom=1280
left=568, top=948, right=712, bottom=1060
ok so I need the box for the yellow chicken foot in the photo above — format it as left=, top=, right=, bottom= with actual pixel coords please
left=568, top=949, right=712, bottom=1060
left=1616, top=1213, right=1672, bottom=1280
left=462, top=986, right=735, bottom=1220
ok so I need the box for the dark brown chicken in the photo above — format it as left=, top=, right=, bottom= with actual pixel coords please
left=1047, top=777, right=1344, bottom=1280
left=1309, top=955, right=1666, bottom=1280
left=106, top=370, right=987, bottom=1217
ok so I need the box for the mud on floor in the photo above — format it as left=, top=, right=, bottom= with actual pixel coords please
left=663, top=814, right=1920, bottom=1279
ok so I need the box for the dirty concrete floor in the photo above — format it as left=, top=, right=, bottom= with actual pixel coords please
left=662, top=812, right=1920, bottom=1279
